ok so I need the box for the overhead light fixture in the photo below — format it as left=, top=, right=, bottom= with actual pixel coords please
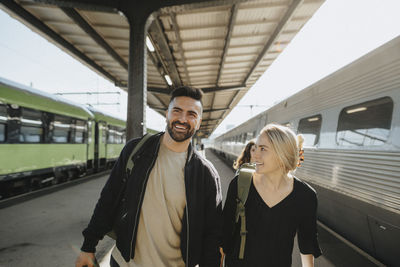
left=146, top=36, right=155, bottom=52
left=308, top=117, right=319, bottom=122
left=346, top=107, right=367, bottom=114
left=164, top=75, right=173, bottom=86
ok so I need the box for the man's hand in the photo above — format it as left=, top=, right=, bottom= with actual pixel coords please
left=75, top=251, right=97, bottom=267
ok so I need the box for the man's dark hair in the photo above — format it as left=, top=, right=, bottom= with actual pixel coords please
left=169, top=86, right=203, bottom=105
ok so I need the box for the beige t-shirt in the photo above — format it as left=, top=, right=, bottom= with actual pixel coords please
left=112, top=142, right=187, bottom=267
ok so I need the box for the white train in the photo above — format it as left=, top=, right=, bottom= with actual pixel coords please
left=212, top=36, right=400, bottom=266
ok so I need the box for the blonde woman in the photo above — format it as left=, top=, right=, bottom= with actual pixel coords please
left=222, top=124, right=321, bottom=267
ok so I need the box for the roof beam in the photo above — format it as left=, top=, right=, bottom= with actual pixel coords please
left=168, top=31, right=297, bottom=45
left=148, top=87, right=171, bottom=95
left=148, top=19, right=182, bottom=86
left=61, top=7, right=128, bottom=70
left=28, top=0, right=118, bottom=12
left=216, top=4, right=238, bottom=86
left=148, top=85, right=243, bottom=95
left=1, top=0, right=121, bottom=85
left=202, top=118, right=219, bottom=122
left=151, top=106, right=229, bottom=113
left=203, top=107, right=229, bottom=113
left=163, top=17, right=314, bottom=33
left=170, top=13, right=190, bottom=84
left=243, top=0, right=303, bottom=85
left=202, top=85, right=244, bottom=93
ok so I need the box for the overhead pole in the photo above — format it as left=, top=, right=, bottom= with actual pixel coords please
left=119, top=3, right=154, bottom=140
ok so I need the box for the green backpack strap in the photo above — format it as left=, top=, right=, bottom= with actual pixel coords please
left=106, top=133, right=153, bottom=240
left=235, top=163, right=255, bottom=259
left=126, top=133, right=153, bottom=176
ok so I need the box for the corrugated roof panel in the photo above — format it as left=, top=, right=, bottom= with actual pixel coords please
left=278, top=31, right=297, bottom=42
left=22, top=4, right=68, bottom=21
left=183, top=49, right=223, bottom=59
left=225, top=54, right=255, bottom=62
left=178, top=27, right=227, bottom=41
left=86, top=53, right=114, bottom=62
left=147, top=93, right=165, bottom=108
left=222, top=68, right=249, bottom=74
left=64, top=36, right=97, bottom=46
left=201, top=93, right=214, bottom=106
left=186, top=65, right=220, bottom=72
left=189, top=71, right=218, bottom=77
left=45, top=21, right=83, bottom=35
left=91, top=26, right=129, bottom=39
left=184, top=58, right=220, bottom=66
left=227, top=45, right=261, bottom=55
left=284, top=19, right=309, bottom=32
left=5, top=0, right=325, bottom=138
left=106, top=38, right=129, bottom=49
left=236, top=6, right=286, bottom=23
left=175, top=9, right=230, bottom=28
left=232, top=23, right=273, bottom=36
left=229, top=35, right=268, bottom=46
left=79, top=10, right=128, bottom=27
left=223, top=61, right=252, bottom=69
left=181, top=39, right=225, bottom=50
left=295, top=0, right=326, bottom=16
left=79, top=45, right=105, bottom=54
left=101, top=61, right=123, bottom=68
left=114, top=49, right=128, bottom=57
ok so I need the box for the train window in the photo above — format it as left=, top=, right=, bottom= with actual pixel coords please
left=0, top=104, right=7, bottom=142
left=242, top=133, right=247, bottom=143
left=107, top=126, right=115, bottom=144
left=101, top=124, right=107, bottom=144
left=297, top=115, right=322, bottom=146
left=74, top=120, right=86, bottom=143
left=336, top=97, right=393, bottom=147
left=87, top=121, right=93, bottom=143
left=122, top=130, right=126, bottom=143
left=107, top=126, right=125, bottom=144
left=51, top=115, right=72, bottom=143
left=19, top=108, right=43, bottom=143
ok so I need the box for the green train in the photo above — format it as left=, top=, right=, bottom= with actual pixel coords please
left=0, top=77, right=155, bottom=199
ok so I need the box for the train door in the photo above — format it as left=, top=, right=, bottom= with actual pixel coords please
left=98, top=122, right=107, bottom=169
left=86, top=120, right=95, bottom=172
left=94, top=121, right=99, bottom=171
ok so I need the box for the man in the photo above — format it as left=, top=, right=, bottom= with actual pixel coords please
left=75, top=86, right=223, bottom=267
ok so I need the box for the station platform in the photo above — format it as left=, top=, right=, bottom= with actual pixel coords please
left=0, top=149, right=382, bottom=267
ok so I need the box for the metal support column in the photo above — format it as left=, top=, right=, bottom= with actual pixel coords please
left=126, top=15, right=151, bottom=140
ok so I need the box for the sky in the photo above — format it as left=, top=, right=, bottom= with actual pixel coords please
left=1, top=0, right=400, bottom=137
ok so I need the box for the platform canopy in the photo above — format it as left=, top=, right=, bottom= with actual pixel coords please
left=1, top=0, right=324, bottom=138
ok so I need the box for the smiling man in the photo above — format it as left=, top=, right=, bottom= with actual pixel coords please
left=75, top=86, right=223, bottom=267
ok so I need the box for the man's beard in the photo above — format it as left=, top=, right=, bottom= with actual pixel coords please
left=167, top=120, right=195, bottom=142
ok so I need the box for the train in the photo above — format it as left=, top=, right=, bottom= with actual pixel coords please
left=0, top=77, right=155, bottom=199
left=211, top=36, right=400, bottom=266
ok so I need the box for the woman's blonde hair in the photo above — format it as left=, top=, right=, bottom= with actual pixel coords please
left=259, top=123, right=304, bottom=174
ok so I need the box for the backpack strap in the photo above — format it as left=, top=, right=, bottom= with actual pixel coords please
left=106, top=133, right=153, bottom=240
left=126, top=133, right=153, bottom=176
left=235, top=163, right=254, bottom=259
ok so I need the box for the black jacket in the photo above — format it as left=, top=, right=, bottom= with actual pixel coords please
left=81, top=132, right=223, bottom=267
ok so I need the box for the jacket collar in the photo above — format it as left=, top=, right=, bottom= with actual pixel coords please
left=146, top=131, right=195, bottom=163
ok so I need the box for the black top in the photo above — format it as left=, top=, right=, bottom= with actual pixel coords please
left=222, top=176, right=322, bottom=267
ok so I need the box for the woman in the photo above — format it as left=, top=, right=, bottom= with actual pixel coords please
left=222, top=124, right=321, bottom=267
left=233, top=140, right=256, bottom=171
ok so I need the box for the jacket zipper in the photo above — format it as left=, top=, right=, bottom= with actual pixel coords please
left=185, top=195, right=190, bottom=267
left=129, top=142, right=160, bottom=260
left=184, top=147, right=195, bottom=267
